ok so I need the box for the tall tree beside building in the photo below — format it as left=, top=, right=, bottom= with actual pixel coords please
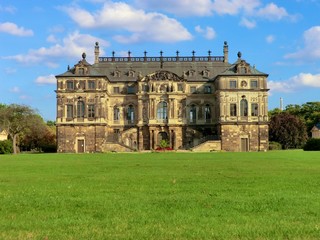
left=269, top=112, right=308, bottom=149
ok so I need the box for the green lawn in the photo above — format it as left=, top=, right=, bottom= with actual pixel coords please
left=0, top=151, right=319, bottom=239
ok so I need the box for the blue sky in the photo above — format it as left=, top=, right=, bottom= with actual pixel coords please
left=1, top=0, right=320, bottom=121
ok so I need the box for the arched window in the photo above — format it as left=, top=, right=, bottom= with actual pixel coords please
left=205, top=104, right=211, bottom=122
left=240, top=99, right=248, bottom=116
left=157, top=101, right=167, bottom=120
left=127, top=105, right=134, bottom=123
left=77, top=100, right=85, bottom=118
left=114, top=107, right=120, bottom=121
left=190, top=104, right=197, bottom=123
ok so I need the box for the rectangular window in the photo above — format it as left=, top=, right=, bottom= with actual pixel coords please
left=190, top=86, right=196, bottom=93
left=230, top=80, right=237, bottom=89
left=88, top=104, right=95, bottom=118
left=66, top=81, right=74, bottom=90
left=204, top=85, right=212, bottom=94
left=230, top=104, right=237, bottom=116
left=66, top=105, right=73, bottom=119
left=250, top=80, right=258, bottom=88
left=113, top=87, right=120, bottom=94
left=127, top=85, right=135, bottom=94
left=88, top=80, right=95, bottom=90
left=251, top=103, right=258, bottom=116
left=114, top=108, right=120, bottom=121
left=178, top=84, right=183, bottom=91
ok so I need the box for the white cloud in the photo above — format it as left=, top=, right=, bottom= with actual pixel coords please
left=4, top=31, right=109, bottom=65
left=195, top=25, right=216, bottom=40
left=268, top=80, right=294, bottom=93
left=0, top=22, right=33, bottom=36
left=239, top=18, right=256, bottom=28
left=47, top=34, right=59, bottom=43
left=255, top=3, right=289, bottom=20
left=266, top=34, right=275, bottom=43
left=134, top=0, right=214, bottom=16
left=35, top=74, right=56, bottom=85
left=285, top=26, right=320, bottom=60
left=62, top=2, right=192, bottom=43
left=291, top=73, right=320, bottom=87
left=212, top=0, right=261, bottom=15
left=10, top=86, right=21, bottom=93
left=0, top=5, right=16, bottom=14
left=268, top=72, right=320, bottom=94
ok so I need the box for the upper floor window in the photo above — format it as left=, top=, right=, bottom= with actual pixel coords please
left=230, top=104, right=237, bottom=116
left=157, top=101, right=167, bottom=120
left=190, top=104, right=197, bottom=123
left=251, top=103, right=258, bottom=116
left=127, top=105, right=134, bottom=123
left=114, top=107, right=120, bottom=121
left=88, top=104, right=95, bottom=118
left=88, top=80, right=95, bottom=90
left=190, top=86, right=197, bottom=93
left=240, top=99, right=248, bottom=117
left=127, top=85, right=135, bottom=94
left=204, top=104, right=211, bottom=122
left=142, top=84, right=149, bottom=92
left=178, top=83, right=183, bottom=92
left=230, top=80, right=237, bottom=89
left=250, top=80, right=258, bottom=89
left=66, top=81, right=74, bottom=90
left=77, top=101, right=85, bottom=118
left=204, top=86, right=212, bottom=94
left=66, top=105, right=73, bottom=119
left=113, top=87, right=120, bottom=94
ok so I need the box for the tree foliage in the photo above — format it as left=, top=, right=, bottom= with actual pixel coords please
left=285, top=102, right=320, bottom=136
left=303, top=138, right=320, bottom=151
left=0, top=104, right=56, bottom=154
left=269, top=112, right=308, bottom=149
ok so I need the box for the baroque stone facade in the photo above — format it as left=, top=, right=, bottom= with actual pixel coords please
left=55, top=42, right=269, bottom=152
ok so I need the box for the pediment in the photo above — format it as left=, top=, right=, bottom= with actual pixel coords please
left=142, top=70, right=183, bottom=82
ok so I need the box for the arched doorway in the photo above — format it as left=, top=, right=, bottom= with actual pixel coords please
left=157, top=131, right=169, bottom=146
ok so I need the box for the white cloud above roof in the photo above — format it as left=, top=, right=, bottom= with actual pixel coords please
left=0, top=22, right=33, bottom=36
left=35, top=74, right=56, bottom=85
left=62, top=2, right=192, bottom=43
left=285, top=26, right=320, bottom=60
left=4, top=31, right=109, bottom=65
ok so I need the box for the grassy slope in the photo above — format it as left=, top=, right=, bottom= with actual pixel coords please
left=0, top=151, right=319, bottom=239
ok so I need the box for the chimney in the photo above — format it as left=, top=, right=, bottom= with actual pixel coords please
left=94, top=42, right=100, bottom=64
left=223, top=41, right=229, bottom=63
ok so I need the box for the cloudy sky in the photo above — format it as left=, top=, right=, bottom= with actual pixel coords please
left=1, top=0, right=320, bottom=120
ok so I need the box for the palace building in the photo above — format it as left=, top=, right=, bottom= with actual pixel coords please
left=55, top=42, right=269, bottom=153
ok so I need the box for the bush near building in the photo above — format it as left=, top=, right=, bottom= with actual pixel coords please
left=303, top=138, right=320, bottom=151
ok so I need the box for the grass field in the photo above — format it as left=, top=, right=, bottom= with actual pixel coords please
left=0, top=151, right=319, bottom=239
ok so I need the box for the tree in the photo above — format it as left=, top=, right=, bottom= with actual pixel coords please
left=0, top=104, right=37, bottom=154
left=285, top=102, right=320, bottom=136
left=269, top=112, right=308, bottom=149
left=20, top=115, right=56, bottom=152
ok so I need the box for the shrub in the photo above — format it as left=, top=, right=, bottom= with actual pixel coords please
left=303, top=138, right=320, bottom=151
left=0, top=140, right=13, bottom=154
left=269, top=141, right=282, bottom=150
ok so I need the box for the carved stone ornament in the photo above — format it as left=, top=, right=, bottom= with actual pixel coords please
left=142, top=70, right=183, bottom=82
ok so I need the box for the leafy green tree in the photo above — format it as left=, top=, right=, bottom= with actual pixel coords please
left=269, top=112, right=308, bottom=149
left=0, top=104, right=37, bottom=154
left=285, top=102, right=320, bottom=136
left=0, top=140, right=13, bottom=154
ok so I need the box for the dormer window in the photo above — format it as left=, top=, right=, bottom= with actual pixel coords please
left=78, top=68, right=85, bottom=75
left=114, top=71, right=121, bottom=77
left=128, top=70, right=135, bottom=77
